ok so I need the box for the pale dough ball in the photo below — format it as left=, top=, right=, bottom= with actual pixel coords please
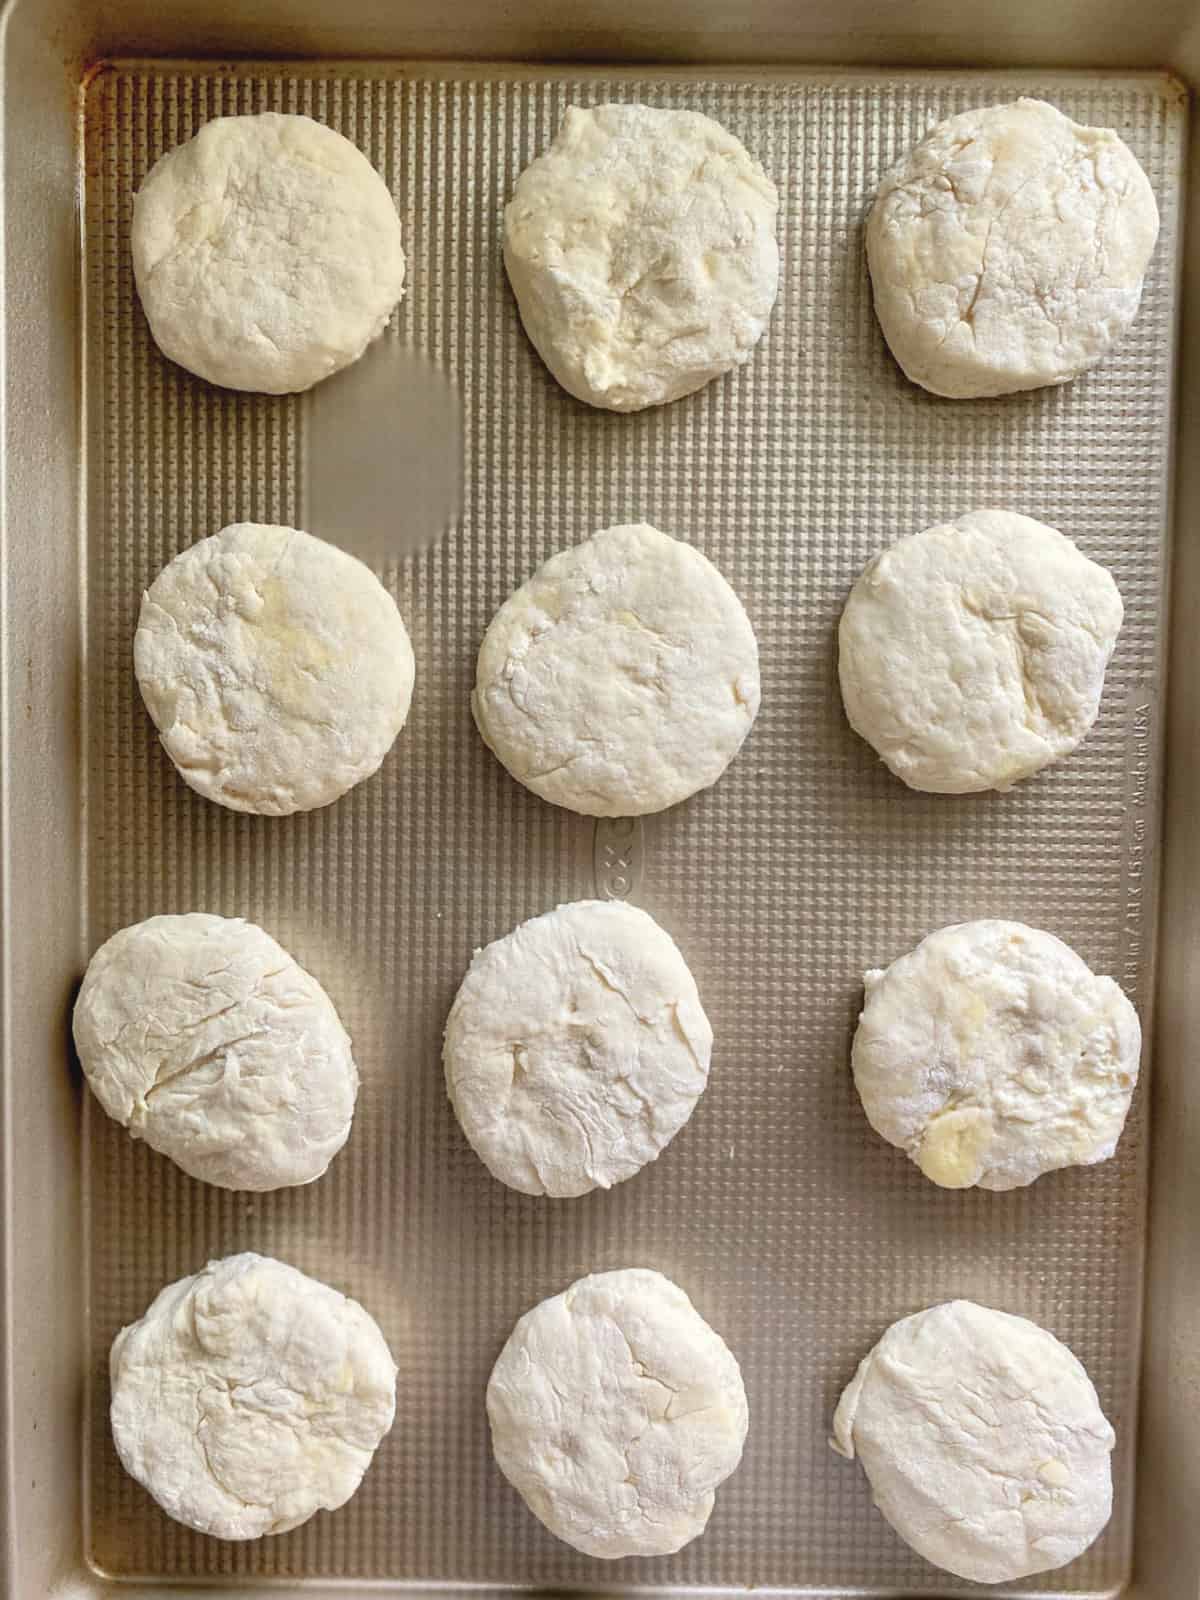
left=852, top=920, right=1140, bottom=1191
left=110, top=1253, right=396, bottom=1539
left=867, top=98, right=1159, bottom=398
left=488, top=1268, right=748, bottom=1557
left=473, top=522, right=760, bottom=817
left=832, top=1300, right=1115, bottom=1583
left=504, top=103, right=779, bottom=411
left=838, top=509, right=1123, bottom=793
left=135, top=522, right=415, bottom=815
left=73, top=913, right=358, bottom=1191
left=444, top=899, right=711, bottom=1198
left=132, top=112, right=406, bottom=394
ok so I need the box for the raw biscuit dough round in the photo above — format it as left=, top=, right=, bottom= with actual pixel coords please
left=832, top=1299, right=1115, bottom=1583
left=838, top=509, right=1123, bottom=794
left=135, top=522, right=415, bottom=815
left=487, top=1268, right=748, bottom=1557
left=867, top=98, right=1159, bottom=398
left=444, top=899, right=711, bottom=1198
left=132, top=112, right=406, bottom=393
left=110, top=1252, right=396, bottom=1539
left=851, top=919, right=1141, bottom=1191
left=73, top=913, right=358, bottom=1191
left=504, top=103, right=779, bottom=411
left=473, top=522, right=760, bottom=817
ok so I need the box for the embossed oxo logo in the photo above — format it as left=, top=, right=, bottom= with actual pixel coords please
left=593, top=816, right=644, bottom=901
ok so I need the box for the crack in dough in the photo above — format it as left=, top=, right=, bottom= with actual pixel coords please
left=443, top=900, right=712, bottom=1198
left=135, top=522, right=415, bottom=815
left=110, top=1253, right=396, bottom=1539
left=487, top=1268, right=747, bottom=1557
left=73, top=913, right=359, bottom=1191
left=504, top=103, right=778, bottom=412
left=851, top=919, right=1140, bottom=1191
left=132, top=113, right=406, bottom=394
left=866, top=98, right=1159, bottom=398
left=838, top=509, right=1123, bottom=794
left=831, top=1300, right=1114, bottom=1583
left=473, top=522, right=760, bottom=817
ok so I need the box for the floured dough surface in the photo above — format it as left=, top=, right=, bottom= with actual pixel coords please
left=473, top=522, right=760, bottom=816
left=444, top=900, right=711, bottom=1197
left=867, top=98, right=1159, bottom=398
left=852, top=919, right=1140, bottom=1191
left=135, top=522, right=415, bottom=815
left=488, top=1268, right=748, bottom=1557
left=74, top=913, right=358, bottom=1191
left=110, top=1252, right=396, bottom=1539
left=132, top=113, right=406, bottom=393
left=504, top=103, right=779, bottom=411
left=832, top=1299, right=1115, bottom=1583
left=838, top=509, right=1123, bottom=793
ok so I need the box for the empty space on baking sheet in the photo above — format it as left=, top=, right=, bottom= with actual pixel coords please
left=79, top=62, right=1183, bottom=1594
